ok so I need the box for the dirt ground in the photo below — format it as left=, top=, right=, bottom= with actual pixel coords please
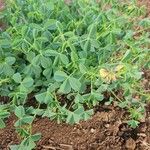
left=0, top=0, right=150, bottom=150
left=0, top=103, right=150, bottom=150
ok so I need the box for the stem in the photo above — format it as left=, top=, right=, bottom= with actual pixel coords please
left=28, top=103, right=41, bottom=135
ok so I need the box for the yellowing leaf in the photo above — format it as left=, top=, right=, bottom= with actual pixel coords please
left=99, top=69, right=109, bottom=78
left=99, top=69, right=116, bottom=82
left=115, top=65, right=124, bottom=72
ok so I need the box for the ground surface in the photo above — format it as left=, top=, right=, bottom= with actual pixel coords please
left=0, top=0, right=150, bottom=150
left=0, top=102, right=150, bottom=150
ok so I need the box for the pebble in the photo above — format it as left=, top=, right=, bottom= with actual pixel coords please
left=90, top=128, right=96, bottom=133
left=125, top=138, right=136, bottom=150
left=105, top=124, right=110, bottom=128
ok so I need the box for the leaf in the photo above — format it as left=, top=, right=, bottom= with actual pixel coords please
left=20, top=137, right=36, bottom=150
left=0, top=39, right=11, bottom=48
left=88, top=23, right=97, bottom=39
left=59, top=79, right=71, bottom=94
left=82, top=109, right=93, bottom=121
left=79, top=64, right=87, bottom=74
left=122, top=50, right=131, bottom=62
left=128, top=120, right=139, bottom=128
left=71, top=51, right=78, bottom=62
left=44, top=19, right=56, bottom=29
left=12, top=73, right=22, bottom=83
left=40, top=56, right=51, bottom=68
left=14, top=120, right=23, bottom=127
left=43, top=68, right=52, bottom=79
left=60, top=54, right=69, bottom=65
left=22, top=77, right=34, bottom=88
left=66, top=112, right=80, bottom=124
left=99, top=69, right=116, bottom=82
left=31, top=133, right=41, bottom=142
left=84, top=40, right=90, bottom=52
left=75, top=94, right=85, bottom=103
left=3, top=64, right=14, bottom=76
left=26, top=51, right=35, bottom=62
left=15, top=106, right=25, bottom=118
left=69, top=77, right=81, bottom=91
left=44, top=50, right=58, bottom=56
left=133, top=71, right=143, bottom=80
left=0, top=119, right=5, bottom=129
left=0, top=111, right=10, bottom=118
left=54, top=71, right=68, bottom=82
left=35, top=92, right=53, bottom=104
left=48, top=82, right=60, bottom=92
left=42, top=108, right=56, bottom=118
left=92, top=92, right=104, bottom=101
left=5, top=57, right=16, bottom=65
left=115, top=65, right=124, bottom=72
left=99, top=69, right=109, bottom=78
left=22, top=116, right=34, bottom=124
left=9, top=145, right=20, bottom=150
left=74, top=106, right=84, bottom=115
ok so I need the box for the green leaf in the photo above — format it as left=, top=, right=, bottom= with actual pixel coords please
left=26, top=52, right=35, bottom=62
left=14, top=120, right=23, bottom=127
left=75, top=94, right=85, bottom=103
left=22, top=116, right=34, bottom=124
left=22, top=77, right=34, bottom=88
left=88, top=23, right=97, bottom=39
left=59, top=79, right=71, bottom=94
left=0, top=39, right=11, bottom=48
left=20, top=137, right=36, bottom=150
left=92, top=92, right=104, bottom=101
left=0, top=111, right=10, bottom=118
left=12, top=73, right=22, bottom=83
left=9, top=145, right=20, bottom=150
left=40, top=56, right=51, bottom=68
left=79, top=63, right=87, bottom=74
left=82, top=109, right=94, bottom=121
left=69, top=77, right=81, bottom=91
left=0, top=119, right=6, bottom=129
left=42, top=108, right=56, bottom=118
left=66, top=112, right=80, bottom=124
left=44, top=19, right=57, bottom=30
left=3, top=64, right=14, bottom=76
left=84, top=40, right=90, bottom=52
left=128, top=120, right=139, bottom=128
left=43, top=68, right=52, bottom=79
left=71, top=51, right=78, bottom=62
left=74, top=106, right=84, bottom=115
left=31, top=133, right=41, bottom=142
left=44, top=50, right=58, bottom=56
left=54, top=71, right=68, bottom=82
left=15, top=106, right=25, bottom=118
left=60, top=54, right=69, bottom=65
left=122, top=50, right=131, bottom=62
left=5, top=57, right=16, bottom=65
left=35, top=92, right=53, bottom=104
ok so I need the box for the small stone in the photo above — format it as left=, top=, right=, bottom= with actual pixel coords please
left=125, top=138, right=136, bottom=150
left=105, top=124, right=110, bottom=128
left=90, top=128, right=96, bottom=133
left=137, top=133, right=146, bottom=137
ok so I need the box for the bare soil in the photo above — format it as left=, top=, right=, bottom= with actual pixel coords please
left=0, top=104, right=150, bottom=150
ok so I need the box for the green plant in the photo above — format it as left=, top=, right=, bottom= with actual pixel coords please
left=0, top=0, right=149, bottom=149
